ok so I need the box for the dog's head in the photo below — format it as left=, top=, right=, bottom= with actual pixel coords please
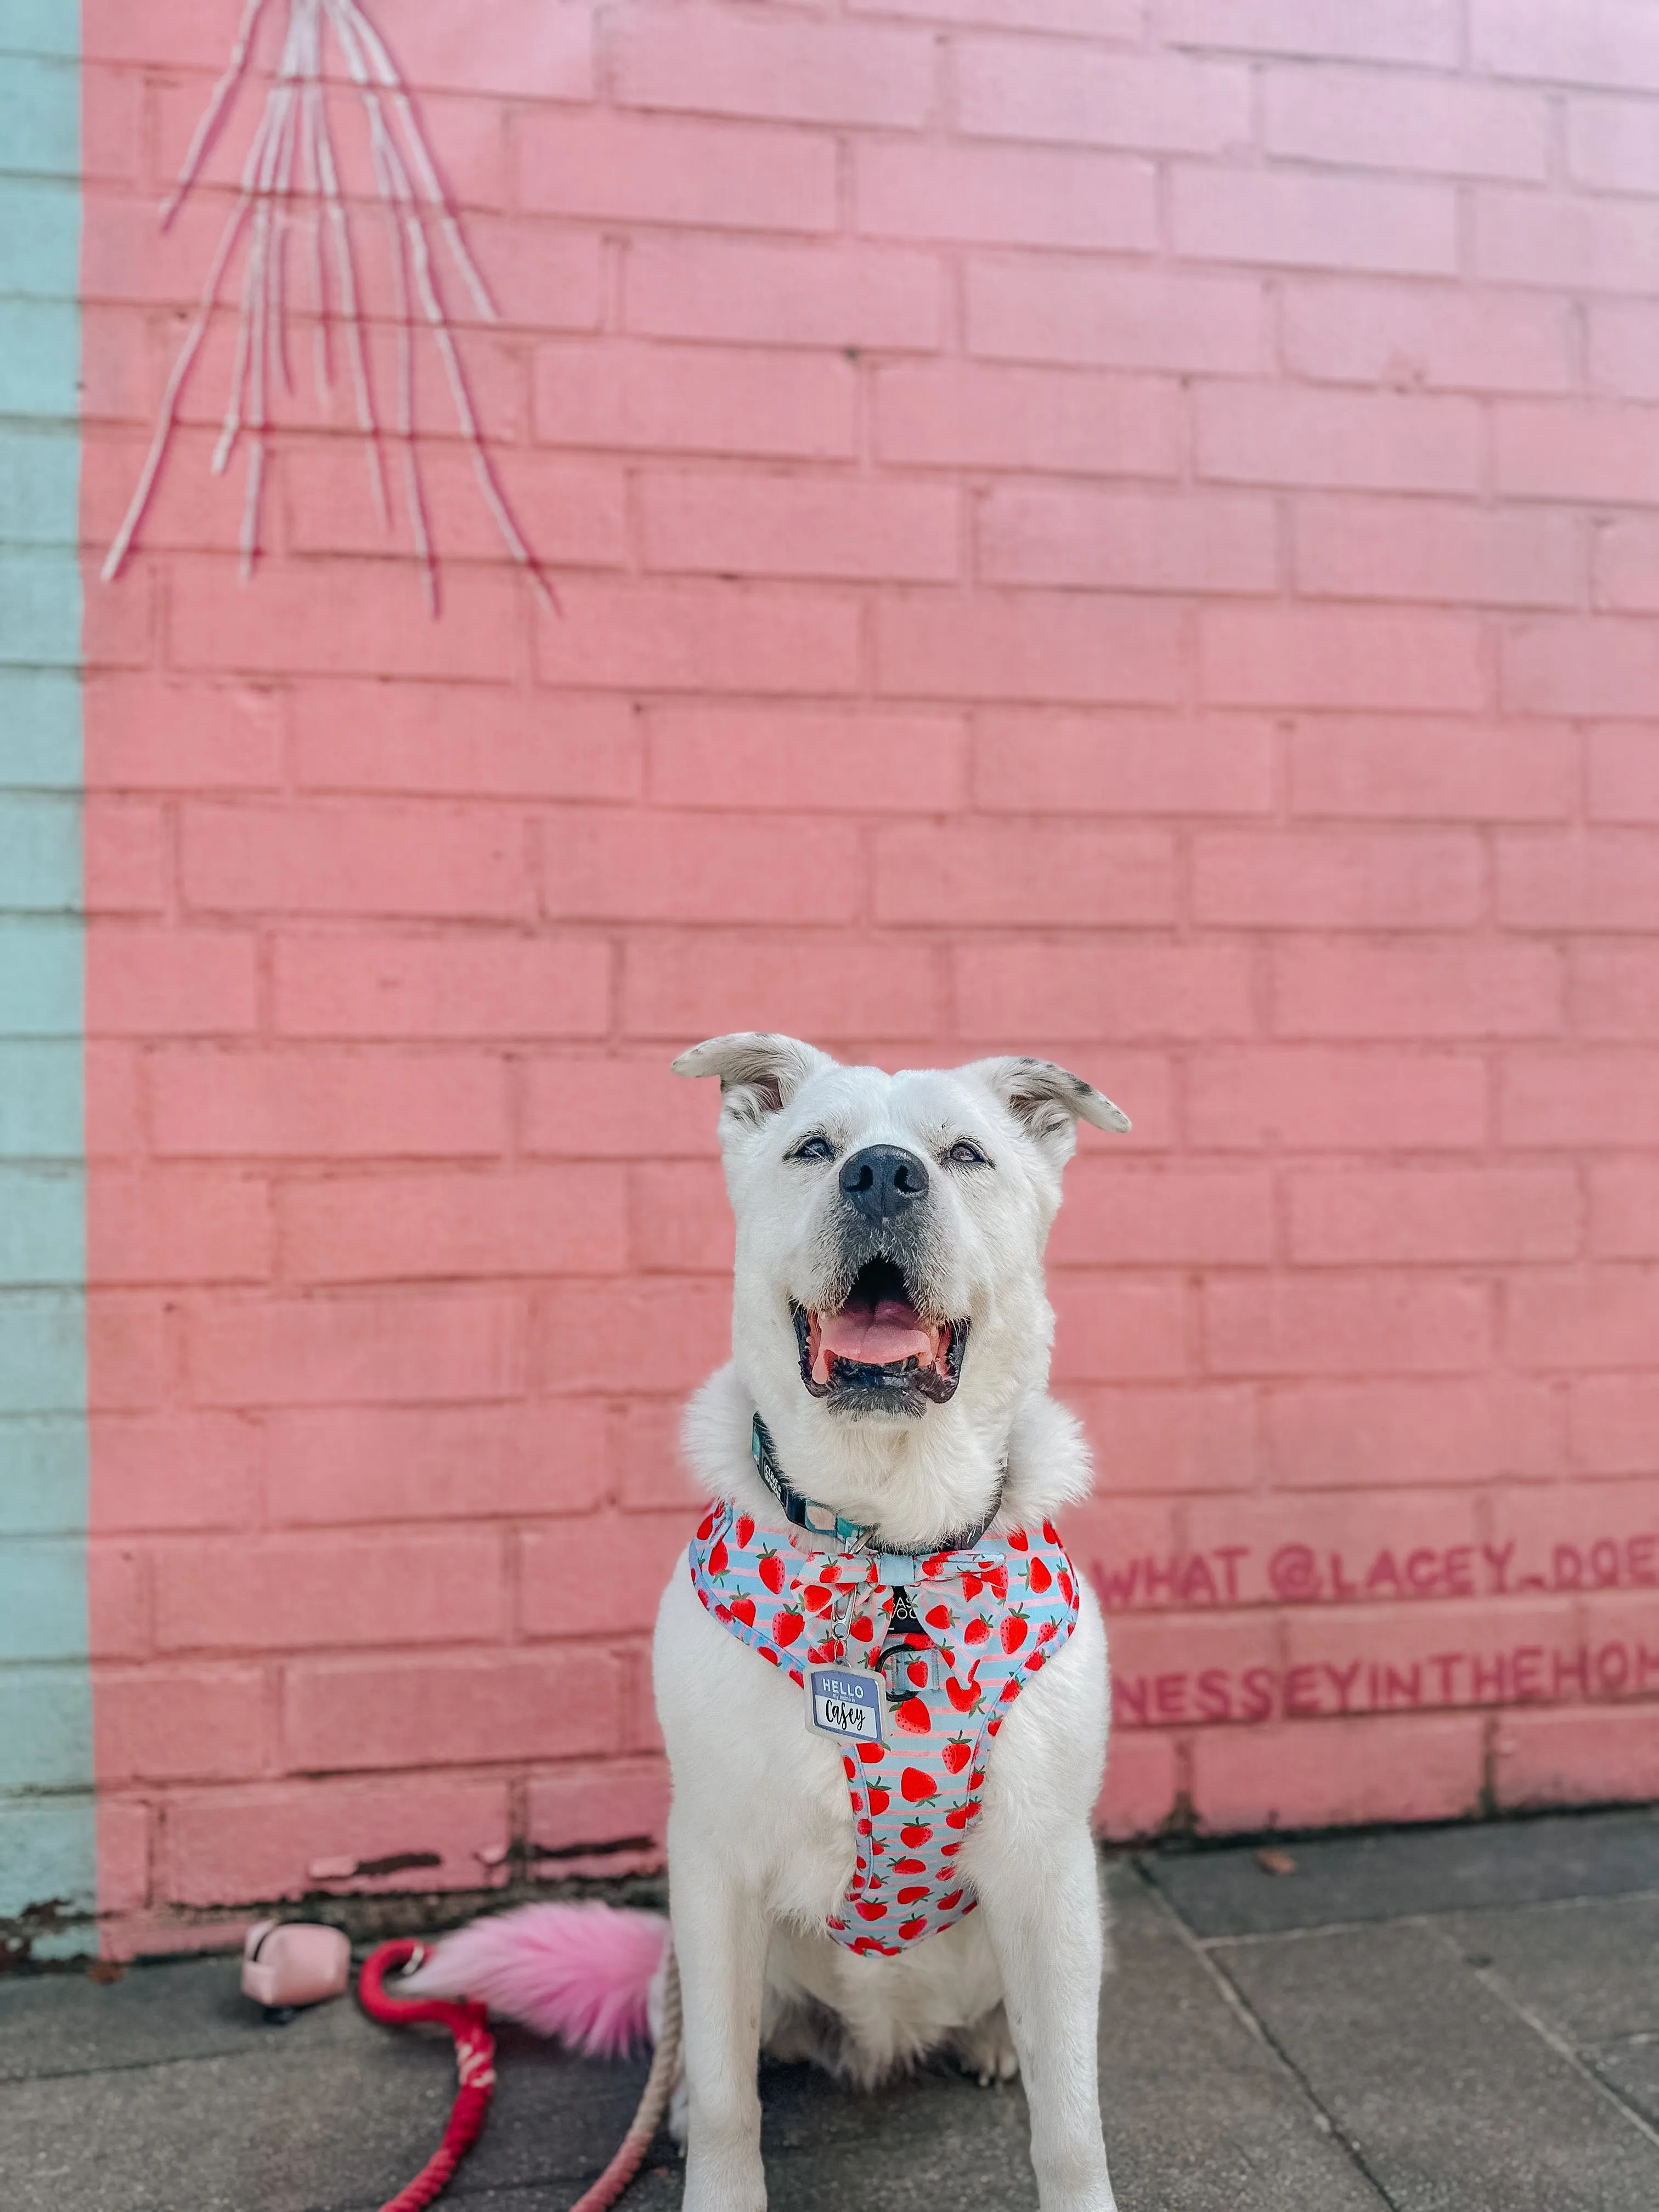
left=675, top=1036, right=1127, bottom=1482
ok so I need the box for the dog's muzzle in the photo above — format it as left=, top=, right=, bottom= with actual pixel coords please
left=788, top=1146, right=969, bottom=1408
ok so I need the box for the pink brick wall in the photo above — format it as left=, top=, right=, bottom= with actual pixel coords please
left=80, top=0, right=1659, bottom=1944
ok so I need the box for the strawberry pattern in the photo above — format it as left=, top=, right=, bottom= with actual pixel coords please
left=687, top=1499, right=1080, bottom=1956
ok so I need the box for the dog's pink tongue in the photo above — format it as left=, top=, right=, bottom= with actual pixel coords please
left=820, top=1299, right=929, bottom=1366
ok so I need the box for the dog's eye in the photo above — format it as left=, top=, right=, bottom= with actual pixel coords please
left=945, top=1139, right=989, bottom=1167
left=790, top=1133, right=836, bottom=1163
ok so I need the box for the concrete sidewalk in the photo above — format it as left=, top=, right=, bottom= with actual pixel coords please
left=4, top=1807, right=1658, bottom=2212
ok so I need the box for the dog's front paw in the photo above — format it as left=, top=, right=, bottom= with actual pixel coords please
left=950, top=2003, right=1020, bottom=2087
left=1034, top=2155, right=1118, bottom=2212
left=681, top=2151, right=766, bottom=2212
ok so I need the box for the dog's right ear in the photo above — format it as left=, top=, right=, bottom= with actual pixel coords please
left=672, top=1032, right=835, bottom=1126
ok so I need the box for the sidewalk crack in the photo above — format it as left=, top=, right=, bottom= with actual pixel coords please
left=1133, top=1868, right=1402, bottom=2211
left=1430, top=1924, right=1659, bottom=2158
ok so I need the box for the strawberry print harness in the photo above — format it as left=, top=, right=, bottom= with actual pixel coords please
left=687, top=1418, right=1081, bottom=1956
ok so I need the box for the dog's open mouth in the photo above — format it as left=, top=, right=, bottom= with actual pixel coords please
left=792, top=1259, right=967, bottom=1406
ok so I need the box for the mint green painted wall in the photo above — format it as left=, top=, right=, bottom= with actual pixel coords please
left=0, top=5, right=92, bottom=1950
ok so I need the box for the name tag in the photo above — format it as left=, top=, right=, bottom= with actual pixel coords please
left=806, top=1665, right=884, bottom=1745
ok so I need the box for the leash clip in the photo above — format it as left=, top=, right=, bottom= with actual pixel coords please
left=879, top=1643, right=943, bottom=1701
left=876, top=1579, right=941, bottom=1703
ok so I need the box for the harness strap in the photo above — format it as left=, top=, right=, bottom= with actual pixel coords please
left=688, top=1489, right=1081, bottom=1956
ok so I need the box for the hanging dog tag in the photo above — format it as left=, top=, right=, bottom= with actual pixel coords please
left=806, top=1665, right=884, bottom=1745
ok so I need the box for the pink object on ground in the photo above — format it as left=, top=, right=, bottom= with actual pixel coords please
left=241, top=1920, right=352, bottom=2009
left=402, top=1901, right=667, bottom=2058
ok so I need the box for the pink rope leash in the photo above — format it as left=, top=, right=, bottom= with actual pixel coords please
left=358, top=1940, right=496, bottom=2212
left=358, top=1934, right=682, bottom=2212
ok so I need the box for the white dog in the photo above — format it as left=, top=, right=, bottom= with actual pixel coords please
left=410, top=1034, right=1127, bottom=2212
left=657, top=1034, right=1127, bottom=2212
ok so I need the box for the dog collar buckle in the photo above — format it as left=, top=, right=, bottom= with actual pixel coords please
left=749, top=1412, right=1004, bottom=1561
left=751, top=1414, right=876, bottom=1549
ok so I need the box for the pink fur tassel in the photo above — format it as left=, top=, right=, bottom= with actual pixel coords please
left=401, top=1902, right=668, bottom=2058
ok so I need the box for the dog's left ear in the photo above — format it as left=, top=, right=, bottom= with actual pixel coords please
left=672, top=1032, right=836, bottom=1125
left=966, top=1056, right=1131, bottom=1161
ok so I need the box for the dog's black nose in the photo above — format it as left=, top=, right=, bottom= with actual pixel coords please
left=839, top=1144, right=930, bottom=1224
